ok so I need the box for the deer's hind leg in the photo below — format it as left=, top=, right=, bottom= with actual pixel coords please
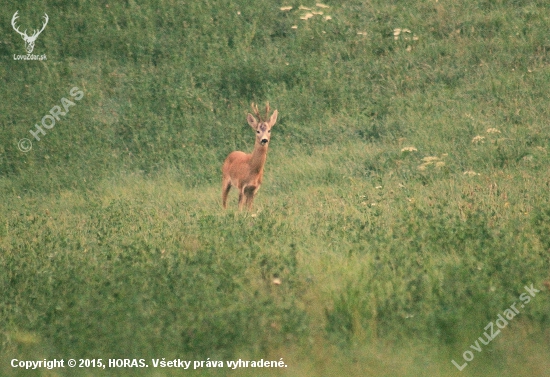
left=222, top=178, right=231, bottom=209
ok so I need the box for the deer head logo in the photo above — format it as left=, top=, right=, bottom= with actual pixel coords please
left=11, top=11, right=49, bottom=54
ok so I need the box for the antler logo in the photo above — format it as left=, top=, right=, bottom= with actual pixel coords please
left=11, top=11, right=49, bottom=54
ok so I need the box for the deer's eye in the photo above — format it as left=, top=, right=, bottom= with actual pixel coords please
left=257, top=130, right=260, bottom=133
left=268, top=130, right=271, bottom=133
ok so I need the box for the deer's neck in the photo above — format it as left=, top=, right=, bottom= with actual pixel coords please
left=249, top=141, right=268, bottom=174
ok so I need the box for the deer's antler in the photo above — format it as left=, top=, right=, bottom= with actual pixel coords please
left=264, top=102, right=271, bottom=121
left=31, top=13, right=49, bottom=39
left=251, top=102, right=262, bottom=122
left=11, top=11, right=48, bottom=41
left=11, top=11, right=27, bottom=38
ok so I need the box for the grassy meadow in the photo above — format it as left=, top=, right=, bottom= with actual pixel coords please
left=1, top=0, right=550, bottom=375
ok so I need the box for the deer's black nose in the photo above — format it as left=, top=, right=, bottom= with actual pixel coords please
left=261, top=139, right=268, bottom=145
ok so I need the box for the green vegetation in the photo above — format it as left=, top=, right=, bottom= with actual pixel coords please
left=1, top=0, right=549, bottom=375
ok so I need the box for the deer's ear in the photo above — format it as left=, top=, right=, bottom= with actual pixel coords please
left=268, top=110, right=278, bottom=127
left=247, top=113, right=258, bottom=129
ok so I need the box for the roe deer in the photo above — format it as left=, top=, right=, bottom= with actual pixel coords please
left=222, top=102, right=278, bottom=210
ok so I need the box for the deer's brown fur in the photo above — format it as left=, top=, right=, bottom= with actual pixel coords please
left=222, top=103, right=278, bottom=210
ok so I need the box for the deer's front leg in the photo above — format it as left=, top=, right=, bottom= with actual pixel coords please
left=238, top=188, right=246, bottom=211
left=244, top=185, right=258, bottom=211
